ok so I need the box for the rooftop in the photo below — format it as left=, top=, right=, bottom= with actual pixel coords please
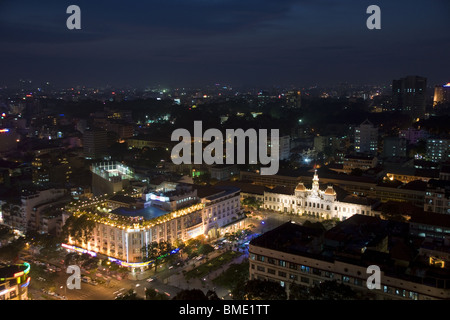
left=110, top=205, right=168, bottom=221
left=250, top=222, right=324, bottom=257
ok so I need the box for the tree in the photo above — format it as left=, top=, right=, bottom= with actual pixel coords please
left=198, top=244, right=214, bottom=256
left=145, top=288, right=169, bottom=300
left=0, top=237, right=27, bottom=261
left=308, top=280, right=357, bottom=300
left=288, top=282, right=310, bottom=300
left=234, top=279, right=287, bottom=300
left=141, top=241, right=174, bottom=273
left=62, top=214, right=95, bottom=245
left=172, top=289, right=220, bottom=300
left=242, top=197, right=263, bottom=210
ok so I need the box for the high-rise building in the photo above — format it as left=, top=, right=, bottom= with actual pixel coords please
left=426, top=138, right=450, bottom=163
left=399, top=128, right=429, bottom=145
left=83, top=128, right=108, bottom=160
left=433, top=83, right=450, bottom=107
left=383, top=136, right=407, bottom=158
left=392, top=75, right=427, bottom=119
left=32, top=153, right=72, bottom=186
left=354, top=119, right=378, bottom=155
left=424, top=179, right=450, bottom=214
left=285, top=90, right=302, bottom=108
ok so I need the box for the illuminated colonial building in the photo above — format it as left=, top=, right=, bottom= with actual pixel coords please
left=63, top=182, right=243, bottom=272
left=263, top=171, right=379, bottom=220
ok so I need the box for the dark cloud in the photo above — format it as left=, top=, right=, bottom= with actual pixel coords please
left=0, top=0, right=449, bottom=87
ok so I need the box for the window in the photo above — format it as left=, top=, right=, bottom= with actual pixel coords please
left=301, top=277, right=310, bottom=284
left=289, top=263, right=298, bottom=270
left=409, top=292, right=418, bottom=300
left=279, top=260, right=286, bottom=267
left=278, top=271, right=287, bottom=278
left=301, top=265, right=310, bottom=273
left=290, top=274, right=298, bottom=281
left=267, top=268, right=276, bottom=275
left=354, top=278, right=363, bottom=286
left=312, top=268, right=321, bottom=276
left=342, top=276, right=350, bottom=283
left=257, top=266, right=265, bottom=272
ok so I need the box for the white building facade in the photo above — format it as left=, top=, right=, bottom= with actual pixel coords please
left=264, top=171, right=376, bottom=220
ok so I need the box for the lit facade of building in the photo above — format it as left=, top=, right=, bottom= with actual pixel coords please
left=64, top=202, right=205, bottom=272
left=32, top=152, right=72, bottom=186
left=263, top=171, right=378, bottom=220
left=91, top=161, right=135, bottom=196
left=63, top=183, right=243, bottom=272
left=433, top=83, right=450, bottom=107
left=354, top=119, right=378, bottom=155
left=1, top=188, right=67, bottom=233
left=0, top=263, right=31, bottom=300
left=424, top=179, right=450, bottom=215
left=426, top=138, right=450, bottom=163
left=343, top=154, right=378, bottom=173
left=201, top=186, right=243, bottom=238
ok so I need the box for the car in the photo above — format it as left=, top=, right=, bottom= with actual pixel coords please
left=168, top=266, right=174, bottom=269
left=146, top=277, right=155, bottom=282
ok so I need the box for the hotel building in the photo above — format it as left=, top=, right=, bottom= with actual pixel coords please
left=63, top=182, right=243, bottom=272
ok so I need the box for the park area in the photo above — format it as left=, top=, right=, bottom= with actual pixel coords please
left=184, top=250, right=242, bottom=280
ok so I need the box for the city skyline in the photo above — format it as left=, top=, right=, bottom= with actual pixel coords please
left=1, top=0, right=450, bottom=304
left=0, top=0, right=449, bottom=88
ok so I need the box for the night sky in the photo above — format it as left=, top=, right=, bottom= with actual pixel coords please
left=0, top=0, right=449, bottom=88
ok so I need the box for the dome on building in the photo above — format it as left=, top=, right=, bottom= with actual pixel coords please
left=295, top=182, right=306, bottom=191
left=324, top=185, right=336, bottom=195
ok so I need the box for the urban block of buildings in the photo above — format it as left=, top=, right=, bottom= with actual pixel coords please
left=249, top=214, right=450, bottom=300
